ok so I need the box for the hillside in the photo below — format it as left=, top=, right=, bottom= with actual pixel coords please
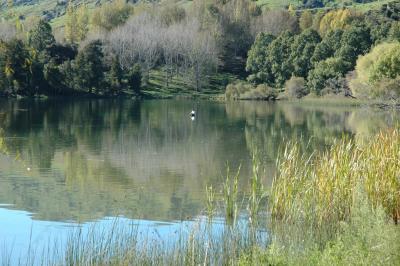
left=0, top=0, right=391, bottom=25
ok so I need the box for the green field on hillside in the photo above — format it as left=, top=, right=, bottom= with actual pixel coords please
left=0, top=0, right=392, bottom=27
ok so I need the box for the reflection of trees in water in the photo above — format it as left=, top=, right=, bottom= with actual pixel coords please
left=0, top=100, right=250, bottom=222
left=227, top=102, right=399, bottom=185
left=0, top=100, right=398, bottom=223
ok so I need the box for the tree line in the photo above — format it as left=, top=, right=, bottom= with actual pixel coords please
left=0, top=0, right=399, bottom=99
left=243, top=1, right=400, bottom=100
left=0, top=19, right=142, bottom=97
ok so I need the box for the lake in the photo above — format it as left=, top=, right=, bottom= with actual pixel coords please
left=0, top=99, right=398, bottom=263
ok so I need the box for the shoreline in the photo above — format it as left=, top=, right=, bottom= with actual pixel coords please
left=2, top=93, right=399, bottom=110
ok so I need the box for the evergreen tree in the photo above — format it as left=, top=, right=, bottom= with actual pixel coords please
left=73, top=40, right=105, bottom=94
left=28, top=20, right=55, bottom=52
left=290, top=29, right=321, bottom=78
left=127, top=64, right=142, bottom=95
left=107, top=56, right=124, bottom=95
left=311, top=29, right=344, bottom=65
left=268, top=31, right=294, bottom=86
left=0, top=39, right=32, bottom=95
left=246, top=33, right=275, bottom=85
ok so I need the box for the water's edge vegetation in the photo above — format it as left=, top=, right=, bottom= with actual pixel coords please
left=2, top=127, right=399, bottom=265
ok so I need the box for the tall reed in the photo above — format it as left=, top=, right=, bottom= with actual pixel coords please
left=247, top=152, right=267, bottom=223
left=223, top=164, right=240, bottom=225
left=270, top=128, right=400, bottom=226
left=205, top=185, right=216, bottom=220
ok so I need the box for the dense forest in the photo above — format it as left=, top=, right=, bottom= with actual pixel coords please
left=0, top=0, right=399, bottom=100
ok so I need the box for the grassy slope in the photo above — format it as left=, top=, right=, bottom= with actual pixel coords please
left=143, top=70, right=237, bottom=99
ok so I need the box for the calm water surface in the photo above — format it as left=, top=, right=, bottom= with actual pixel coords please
left=0, top=99, right=398, bottom=260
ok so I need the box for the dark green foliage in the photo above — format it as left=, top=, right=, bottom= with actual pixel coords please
left=246, top=33, right=275, bottom=85
left=107, top=56, right=124, bottom=95
left=311, top=29, right=343, bottom=65
left=245, top=30, right=292, bottom=87
left=307, top=57, right=349, bottom=92
left=335, top=26, right=372, bottom=70
left=44, top=59, right=68, bottom=95
left=46, top=43, right=77, bottom=65
left=28, top=20, right=55, bottom=52
left=268, top=31, right=295, bottom=86
left=127, top=64, right=142, bottom=95
left=72, top=40, right=105, bottom=93
left=0, top=39, right=32, bottom=95
left=290, top=29, right=321, bottom=78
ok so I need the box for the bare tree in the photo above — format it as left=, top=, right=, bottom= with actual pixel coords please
left=0, top=22, right=16, bottom=41
left=251, top=10, right=299, bottom=37
left=107, top=12, right=218, bottom=91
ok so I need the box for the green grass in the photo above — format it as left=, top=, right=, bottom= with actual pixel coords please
left=142, top=69, right=237, bottom=99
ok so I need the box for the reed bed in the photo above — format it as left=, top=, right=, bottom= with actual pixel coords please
left=270, top=128, right=400, bottom=226
left=1, top=218, right=266, bottom=266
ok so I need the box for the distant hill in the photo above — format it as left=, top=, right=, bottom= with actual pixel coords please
left=0, top=0, right=112, bottom=21
left=0, top=0, right=391, bottom=26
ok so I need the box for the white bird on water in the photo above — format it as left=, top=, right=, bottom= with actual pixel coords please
left=190, top=110, right=196, bottom=121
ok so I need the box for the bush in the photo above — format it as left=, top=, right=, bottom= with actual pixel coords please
left=320, top=77, right=352, bottom=97
left=285, top=76, right=308, bottom=99
left=350, top=42, right=400, bottom=100
left=307, top=57, right=348, bottom=93
left=225, top=82, right=277, bottom=100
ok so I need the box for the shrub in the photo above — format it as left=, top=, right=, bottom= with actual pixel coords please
left=225, top=82, right=277, bottom=100
left=320, top=77, right=352, bottom=97
left=350, top=42, right=400, bottom=100
left=307, top=57, right=348, bottom=93
left=285, top=76, right=307, bottom=99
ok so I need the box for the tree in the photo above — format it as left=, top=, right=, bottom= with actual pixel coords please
left=64, top=1, right=77, bottom=43
left=319, top=9, right=355, bottom=36
left=311, top=29, right=343, bottom=65
left=46, top=43, right=77, bottom=65
left=350, top=42, right=400, bottom=100
left=91, top=0, right=133, bottom=31
left=76, top=4, right=89, bottom=41
left=73, top=40, right=105, bottom=93
left=159, top=5, right=186, bottom=26
left=127, top=64, right=142, bottom=95
left=252, top=10, right=299, bottom=37
left=336, top=25, right=372, bottom=70
left=307, top=57, right=348, bottom=92
left=107, top=56, right=124, bottom=95
left=290, top=29, right=321, bottom=78
left=0, top=22, right=16, bottom=41
left=246, top=32, right=275, bottom=85
left=43, top=59, right=67, bottom=95
left=28, top=20, right=55, bottom=52
left=299, top=10, right=313, bottom=31
left=268, top=31, right=294, bottom=86
left=0, top=39, right=33, bottom=95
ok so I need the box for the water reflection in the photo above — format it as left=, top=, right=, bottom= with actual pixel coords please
left=0, top=99, right=398, bottom=223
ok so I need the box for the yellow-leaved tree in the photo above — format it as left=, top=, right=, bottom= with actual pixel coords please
left=319, top=9, right=356, bottom=36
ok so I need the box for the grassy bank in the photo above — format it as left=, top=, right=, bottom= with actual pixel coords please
left=141, top=70, right=236, bottom=99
